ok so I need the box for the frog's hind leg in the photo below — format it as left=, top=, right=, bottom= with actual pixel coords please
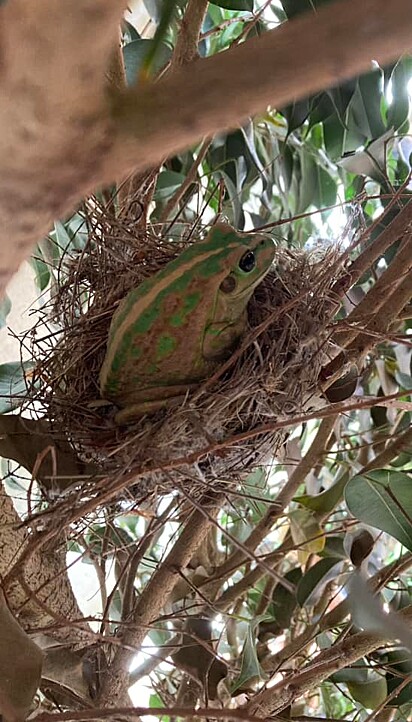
left=114, top=384, right=198, bottom=425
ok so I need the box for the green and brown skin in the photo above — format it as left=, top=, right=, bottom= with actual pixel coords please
left=100, top=223, right=275, bottom=424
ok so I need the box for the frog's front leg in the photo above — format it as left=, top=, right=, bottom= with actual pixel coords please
left=114, top=383, right=197, bottom=425
left=202, top=317, right=245, bottom=360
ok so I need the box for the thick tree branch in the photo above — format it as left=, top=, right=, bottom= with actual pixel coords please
left=98, top=493, right=223, bottom=706
left=0, top=0, right=412, bottom=293
left=0, top=483, right=91, bottom=645
left=105, top=0, right=412, bottom=180
left=0, top=0, right=126, bottom=291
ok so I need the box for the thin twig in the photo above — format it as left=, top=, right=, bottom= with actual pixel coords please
left=160, top=137, right=211, bottom=222
left=208, top=416, right=336, bottom=583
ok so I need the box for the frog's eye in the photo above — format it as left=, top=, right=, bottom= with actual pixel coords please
left=239, top=250, right=256, bottom=273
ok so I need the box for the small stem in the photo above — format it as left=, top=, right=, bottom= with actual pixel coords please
left=129, top=633, right=181, bottom=685
left=160, top=137, right=211, bottom=222
left=173, top=0, right=209, bottom=67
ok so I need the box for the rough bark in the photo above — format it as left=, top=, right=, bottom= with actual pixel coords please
left=0, top=484, right=90, bottom=645
left=0, top=0, right=411, bottom=294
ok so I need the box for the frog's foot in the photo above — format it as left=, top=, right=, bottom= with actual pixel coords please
left=114, top=384, right=198, bottom=425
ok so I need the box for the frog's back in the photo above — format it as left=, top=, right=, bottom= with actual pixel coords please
left=100, top=229, right=242, bottom=404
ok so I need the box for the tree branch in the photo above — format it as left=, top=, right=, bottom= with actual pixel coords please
left=172, top=0, right=209, bottom=67
left=208, top=416, right=336, bottom=584
left=105, top=0, right=412, bottom=181
left=0, top=0, right=412, bottom=293
left=97, top=493, right=223, bottom=706
left=0, top=0, right=126, bottom=291
left=336, top=229, right=412, bottom=349
left=362, top=424, right=412, bottom=472
left=247, top=604, right=412, bottom=717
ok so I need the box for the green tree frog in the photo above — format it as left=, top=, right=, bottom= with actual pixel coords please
left=100, top=223, right=275, bottom=424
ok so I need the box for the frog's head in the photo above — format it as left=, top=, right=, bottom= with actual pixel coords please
left=213, top=224, right=276, bottom=300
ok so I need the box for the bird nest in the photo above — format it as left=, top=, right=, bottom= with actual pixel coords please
left=26, top=201, right=344, bottom=503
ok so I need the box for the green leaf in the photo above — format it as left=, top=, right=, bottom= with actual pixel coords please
left=394, top=369, right=412, bottom=390
left=345, top=70, right=386, bottom=143
left=211, top=0, right=253, bottom=10
left=65, top=212, right=89, bottom=250
left=0, top=362, right=33, bottom=413
left=332, top=661, right=369, bottom=684
left=30, top=249, right=50, bottom=292
left=347, top=672, right=387, bottom=709
left=297, top=557, right=343, bottom=607
left=323, top=116, right=345, bottom=159
left=387, top=57, right=412, bottom=132
left=339, top=128, right=394, bottom=182
left=294, top=472, right=349, bottom=514
left=290, top=507, right=326, bottom=561
left=39, top=232, right=64, bottom=267
left=261, top=568, right=302, bottom=635
left=154, top=170, right=186, bottom=201
left=123, top=39, right=171, bottom=86
left=297, top=150, right=336, bottom=213
left=386, top=648, right=412, bottom=705
left=240, top=123, right=273, bottom=204
left=282, top=97, right=311, bottom=133
left=53, top=220, right=72, bottom=254
left=320, top=535, right=346, bottom=559
left=345, top=470, right=412, bottom=551
left=216, top=168, right=245, bottom=228
left=347, top=572, right=412, bottom=653
left=314, top=164, right=337, bottom=209
left=0, top=294, right=11, bottom=329
left=297, top=150, right=317, bottom=213
left=232, top=617, right=268, bottom=692
left=281, top=142, right=294, bottom=191
left=219, top=19, right=246, bottom=46
left=150, top=693, right=165, bottom=709
left=139, top=0, right=178, bottom=80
